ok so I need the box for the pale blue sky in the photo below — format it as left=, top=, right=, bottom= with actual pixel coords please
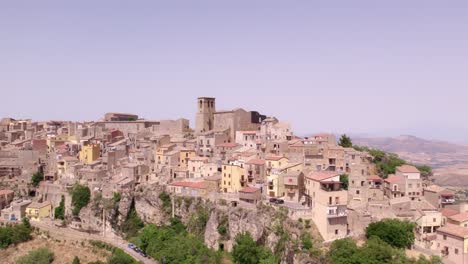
left=1, top=1, right=467, bottom=142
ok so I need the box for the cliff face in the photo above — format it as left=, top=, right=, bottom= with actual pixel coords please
left=89, top=185, right=320, bottom=264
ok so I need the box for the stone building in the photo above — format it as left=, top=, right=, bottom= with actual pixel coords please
left=305, top=172, right=348, bottom=242
left=195, top=97, right=216, bottom=134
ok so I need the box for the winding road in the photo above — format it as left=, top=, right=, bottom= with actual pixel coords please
left=30, top=220, right=157, bottom=264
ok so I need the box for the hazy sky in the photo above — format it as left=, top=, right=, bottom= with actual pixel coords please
left=1, top=1, right=468, bottom=142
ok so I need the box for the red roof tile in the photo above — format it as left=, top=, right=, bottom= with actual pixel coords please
left=437, top=224, right=468, bottom=238
left=367, top=175, right=382, bottom=181
left=170, top=181, right=206, bottom=189
left=306, top=172, right=340, bottom=181
left=216, top=143, right=239, bottom=148
left=397, top=165, right=420, bottom=173
left=265, top=156, right=285, bottom=161
left=239, top=187, right=260, bottom=193
left=246, top=159, right=265, bottom=166
left=441, top=208, right=459, bottom=217
left=449, top=212, right=468, bottom=223
left=384, top=175, right=403, bottom=183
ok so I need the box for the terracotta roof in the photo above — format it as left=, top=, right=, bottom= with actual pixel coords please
left=384, top=175, right=403, bottom=183
left=216, top=143, right=239, bottom=148
left=397, top=165, right=420, bottom=173
left=170, top=181, right=206, bottom=189
left=367, top=175, right=382, bottom=181
left=0, top=189, right=13, bottom=196
left=424, top=185, right=446, bottom=193
left=265, top=156, right=286, bottom=161
left=27, top=201, right=51, bottom=209
left=449, top=212, right=468, bottom=223
left=239, top=131, right=258, bottom=135
left=306, top=172, right=339, bottom=181
left=437, top=224, right=468, bottom=238
left=189, top=157, right=209, bottom=162
left=441, top=208, right=459, bottom=217
left=237, top=152, right=257, bottom=157
left=246, top=159, right=265, bottom=166
left=239, top=187, right=260, bottom=193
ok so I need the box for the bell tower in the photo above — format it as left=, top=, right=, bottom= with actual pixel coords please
left=195, top=97, right=216, bottom=134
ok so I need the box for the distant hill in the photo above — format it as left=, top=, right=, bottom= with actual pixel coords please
left=351, top=135, right=468, bottom=187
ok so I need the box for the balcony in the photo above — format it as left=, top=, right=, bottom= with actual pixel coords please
left=327, top=205, right=347, bottom=218
left=441, top=198, right=455, bottom=204
left=320, top=182, right=343, bottom=192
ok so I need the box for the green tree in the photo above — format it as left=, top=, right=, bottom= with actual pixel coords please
left=340, top=174, right=349, bottom=190
left=71, top=184, right=91, bottom=216
left=107, top=249, right=138, bottom=264
left=22, top=217, right=31, bottom=229
left=353, top=146, right=407, bottom=178
left=16, top=248, right=54, bottom=264
left=121, top=199, right=144, bottom=239
left=31, top=171, right=44, bottom=187
left=0, top=219, right=32, bottom=249
left=72, top=256, right=80, bottom=264
left=366, top=219, right=415, bottom=248
left=338, top=134, right=353, bottom=148
left=55, top=195, right=65, bottom=220
left=328, top=238, right=359, bottom=264
left=416, top=165, right=433, bottom=179
left=232, top=232, right=276, bottom=264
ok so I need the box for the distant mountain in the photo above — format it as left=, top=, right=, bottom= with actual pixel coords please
left=352, top=135, right=468, bottom=187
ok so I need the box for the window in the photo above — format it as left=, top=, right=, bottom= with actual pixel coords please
left=443, top=235, right=447, bottom=240
left=335, top=229, right=339, bottom=235
left=361, top=181, right=365, bottom=187
left=356, top=190, right=360, bottom=195
left=433, top=218, right=436, bottom=223
left=455, top=248, right=459, bottom=254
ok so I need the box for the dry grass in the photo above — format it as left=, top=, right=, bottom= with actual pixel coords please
left=0, top=234, right=110, bottom=264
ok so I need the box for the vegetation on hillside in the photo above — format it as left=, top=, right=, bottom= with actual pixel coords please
left=54, top=195, right=65, bottom=220
left=71, top=184, right=91, bottom=216
left=72, top=256, right=81, bottom=264
left=339, top=174, right=349, bottom=190
left=134, top=218, right=220, bottom=264
left=353, top=145, right=433, bottom=179
left=89, top=240, right=141, bottom=264
left=16, top=247, right=54, bottom=264
left=366, top=219, right=415, bottom=249
left=338, top=134, right=353, bottom=148
left=31, top=171, right=44, bottom=187
left=328, top=237, right=441, bottom=264
left=0, top=218, right=32, bottom=249
left=353, top=146, right=407, bottom=178
left=121, top=199, right=144, bottom=239
left=232, top=232, right=277, bottom=264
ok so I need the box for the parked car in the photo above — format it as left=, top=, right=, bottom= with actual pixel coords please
left=140, top=252, right=148, bottom=257
left=269, top=198, right=277, bottom=203
left=275, top=199, right=284, bottom=204
left=127, top=243, right=136, bottom=249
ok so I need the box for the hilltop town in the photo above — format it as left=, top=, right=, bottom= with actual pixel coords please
left=0, top=97, right=467, bottom=264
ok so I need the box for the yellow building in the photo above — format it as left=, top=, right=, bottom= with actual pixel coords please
left=179, top=149, right=196, bottom=169
left=221, top=163, right=246, bottom=193
left=79, top=144, right=101, bottom=164
left=25, top=201, right=52, bottom=221
left=265, top=156, right=289, bottom=174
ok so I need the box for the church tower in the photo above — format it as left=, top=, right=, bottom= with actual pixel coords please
left=195, top=97, right=216, bottom=134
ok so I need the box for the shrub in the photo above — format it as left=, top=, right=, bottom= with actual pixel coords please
left=16, top=248, right=54, bottom=264
left=71, top=184, right=91, bottom=216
